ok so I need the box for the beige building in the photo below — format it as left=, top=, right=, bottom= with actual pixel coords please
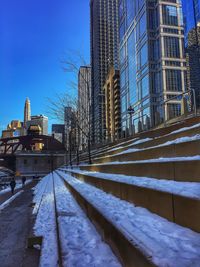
left=2, top=120, right=23, bottom=138
left=78, top=66, right=91, bottom=150
left=103, top=67, right=121, bottom=142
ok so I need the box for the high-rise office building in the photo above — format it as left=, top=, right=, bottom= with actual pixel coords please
left=103, top=67, right=121, bottom=142
left=52, top=124, right=65, bottom=144
left=90, top=0, right=119, bottom=143
left=26, top=115, right=48, bottom=135
left=24, top=98, right=31, bottom=130
left=182, top=0, right=200, bottom=106
left=182, top=0, right=200, bottom=43
left=78, top=66, right=91, bottom=150
left=64, top=106, right=77, bottom=151
left=119, top=0, right=187, bottom=136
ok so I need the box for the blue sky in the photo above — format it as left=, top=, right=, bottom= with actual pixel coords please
left=0, top=0, right=90, bottom=134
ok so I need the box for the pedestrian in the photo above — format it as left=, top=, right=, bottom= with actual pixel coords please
left=22, top=176, right=26, bottom=187
left=10, top=177, right=16, bottom=195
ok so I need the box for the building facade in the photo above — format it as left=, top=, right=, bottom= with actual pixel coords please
left=182, top=0, right=200, bottom=42
left=52, top=124, right=65, bottom=144
left=2, top=120, right=23, bottom=138
left=119, top=0, right=187, bottom=136
left=64, top=106, right=77, bottom=151
left=90, top=0, right=119, bottom=144
left=182, top=0, right=200, bottom=107
left=24, top=97, right=31, bottom=128
left=26, top=115, right=48, bottom=135
left=78, top=66, right=91, bottom=150
left=103, top=67, right=121, bottom=142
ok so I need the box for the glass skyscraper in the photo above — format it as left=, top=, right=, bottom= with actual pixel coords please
left=182, top=0, right=200, bottom=106
left=182, top=0, right=200, bottom=39
left=119, top=0, right=187, bottom=136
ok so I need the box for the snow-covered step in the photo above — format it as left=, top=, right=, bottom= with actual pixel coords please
left=33, top=174, right=59, bottom=267
left=53, top=172, right=121, bottom=267
left=90, top=124, right=200, bottom=163
left=58, top=171, right=200, bottom=267
left=79, top=157, right=200, bottom=182
left=93, top=137, right=200, bottom=164
left=62, top=168, right=200, bottom=232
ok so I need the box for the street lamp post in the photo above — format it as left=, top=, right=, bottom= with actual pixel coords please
left=127, top=105, right=135, bottom=136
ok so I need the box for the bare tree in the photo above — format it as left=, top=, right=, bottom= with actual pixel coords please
left=47, top=51, right=92, bottom=165
left=61, top=51, right=92, bottom=165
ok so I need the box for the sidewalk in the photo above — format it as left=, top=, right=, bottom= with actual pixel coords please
left=0, top=181, right=40, bottom=267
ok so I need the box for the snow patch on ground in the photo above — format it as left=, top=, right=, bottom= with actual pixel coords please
left=0, top=179, right=33, bottom=195
left=0, top=191, right=23, bottom=211
left=59, top=171, right=200, bottom=267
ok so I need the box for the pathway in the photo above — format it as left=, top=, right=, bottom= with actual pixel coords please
left=0, top=181, right=40, bottom=267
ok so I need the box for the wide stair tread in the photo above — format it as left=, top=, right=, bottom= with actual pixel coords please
left=62, top=168, right=200, bottom=233
left=58, top=171, right=200, bottom=267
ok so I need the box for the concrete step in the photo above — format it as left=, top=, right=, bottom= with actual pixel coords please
left=57, top=171, right=200, bottom=267
left=78, top=117, right=200, bottom=163
left=63, top=169, right=200, bottom=233
left=90, top=126, right=200, bottom=163
left=79, top=159, right=200, bottom=182
left=93, top=139, right=200, bottom=164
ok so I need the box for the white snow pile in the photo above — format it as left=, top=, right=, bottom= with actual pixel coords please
left=94, top=138, right=151, bottom=160
left=114, top=134, right=200, bottom=156
left=167, top=122, right=200, bottom=136
left=34, top=174, right=59, bottom=267
left=54, top=172, right=120, bottom=267
left=68, top=169, right=200, bottom=200
left=33, top=176, right=50, bottom=215
left=0, top=190, right=23, bottom=211
left=33, top=173, right=121, bottom=267
left=58, top=171, right=200, bottom=267
left=90, top=155, right=200, bottom=166
left=0, top=179, right=33, bottom=195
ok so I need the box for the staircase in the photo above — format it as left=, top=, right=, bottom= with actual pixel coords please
left=58, top=116, right=200, bottom=267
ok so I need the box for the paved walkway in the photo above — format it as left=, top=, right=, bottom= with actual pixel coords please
left=0, top=187, right=22, bottom=205
left=0, top=181, right=40, bottom=267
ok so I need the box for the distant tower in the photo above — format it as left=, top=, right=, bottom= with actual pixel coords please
left=24, top=97, right=31, bottom=127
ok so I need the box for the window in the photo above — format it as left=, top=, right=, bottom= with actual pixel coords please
left=162, top=5, right=178, bottom=26
left=121, top=95, right=127, bottom=113
left=168, top=103, right=181, bottom=119
left=166, top=70, right=182, bottom=91
left=140, top=43, right=148, bottom=67
left=24, top=159, right=27, bottom=165
left=164, top=37, right=180, bottom=58
left=141, top=75, right=149, bottom=98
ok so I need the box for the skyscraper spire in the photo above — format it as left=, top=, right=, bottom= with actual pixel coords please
left=24, top=97, right=31, bottom=126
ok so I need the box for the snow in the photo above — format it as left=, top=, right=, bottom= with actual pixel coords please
left=0, top=179, right=33, bottom=195
left=167, top=122, right=200, bottom=136
left=33, top=176, right=50, bottom=215
left=0, top=184, right=21, bottom=195
left=87, top=155, right=200, bottom=166
left=0, top=191, right=23, bottom=211
left=34, top=174, right=59, bottom=267
left=114, top=134, right=200, bottom=156
left=58, top=171, right=200, bottom=267
left=33, top=173, right=120, bottom=267
left=53, top=172, right=121, bottom=267
left=67, top=169, right=200, bottom=200
left=94, top=138, right=152, bottom=161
